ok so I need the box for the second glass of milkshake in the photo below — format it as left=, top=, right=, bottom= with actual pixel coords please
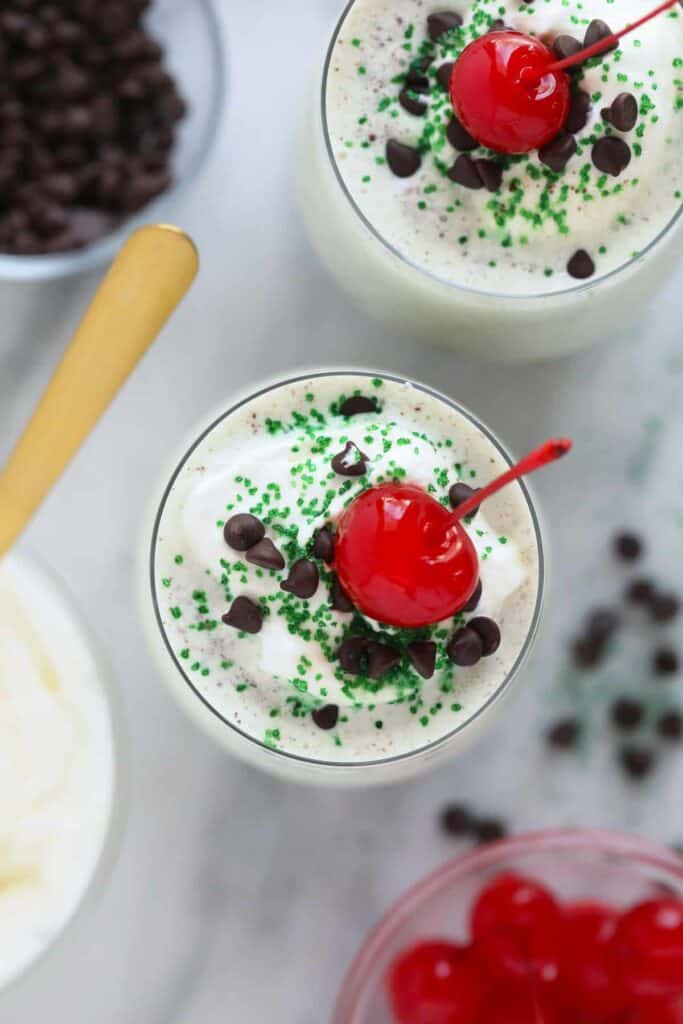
left=142, top=372, right=544, bottom=786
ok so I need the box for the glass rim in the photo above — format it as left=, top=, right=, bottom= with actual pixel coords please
left=332, top=827, right=683, bottom=1023
left=320, top=0, right=683, bottom=303
left=149, top=368, right=545, bottom=771
left=0, top=0, right=227, bottom=283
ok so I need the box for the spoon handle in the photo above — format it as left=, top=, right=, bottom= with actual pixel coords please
left=0, top=224, right=198, bottom=558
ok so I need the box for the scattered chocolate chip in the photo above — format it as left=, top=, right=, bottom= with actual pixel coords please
left=386, top=139, right=422, bottom=178
left=475, top=158, right=503, bottom=193
left=366, top=641, right=401, bottom=680
left=407, top=641, right=437, bottom=679
left=547, top=717, right=581, bottom=749
left=399, top=89, right=428, bottom=117
left=565, top=89, right=591, bottom=134
left=448, top=482, right=481, bottom=517
left=650, top=593, right=680, bottom=624
left=625, top=578, right=656, bottom=605
left=539, top=130, right=577, bottom=173
left=312, top=704, right=339, bottom=731
left=427, top=11, right=463, bottom=41
left=246, top=538, right=285, bottom=571
left=448, top=153, right=483, bottom=190
left=281, top=559, right=319, bottom=599
left=337, top=636, right=367, bottom=675
left=468, top=616, right=501, bottom=656
left=338, top=395, right=378, bottom=417
left=436, top=62, right=455, bottom=93
left=567, top=249, right=595, bottom=280
left=653, top=647, right=679, bottom=676
left=620, top=745, right=655, bottom=781
left=657, top=710, right=683, bottom=742
left=584, top=19, right=618, bottom=53
left=313, top=524, right=335, bottom=563
left=222, top=596, right=263, bottom=635
left=572, top=635, right=606, bottom=670
left=592, top=136, right=631, bottom=177
left=447, top=626, right=483, bottom=667
left=552, top=34, right=583, bottom=61
left=474, top=818, right=507, bottom=844
left=330, top=575, right=355, bottom=613
left=603, top=93, right=638, bottom=132
left=587, top=608, right=620, bottom=641
left=224, top=513, right=265, bottom=552
left=446, top=115, right=478, bottom=152
left=331, top=441, right=368, bottom=477
left=614, top=532, right=643, bottom=562
left=439, top=804, right=473, bottom=836
left=611, top=698, right=644, bottom=731
left=462, top=579, right=483, bottom=614
left=405, top=68, right=431, bottom=93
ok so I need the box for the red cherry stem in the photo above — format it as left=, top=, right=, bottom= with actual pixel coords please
left=450, top=438, right=572, bottom=523
left=524, top=0, right=679, bottom=82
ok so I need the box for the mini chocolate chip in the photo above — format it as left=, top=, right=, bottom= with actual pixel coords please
left=587, top=608, right=620, bottom=641
left=611, top=698, right=644, bottom=731
left=620, top=745, right=655, bottom=781
left=439, top=804, right=473, bottom=836
left=546, top=717, right=581, bottom=749
left=427, top=10, right=463, bottom=41
left=312, top=704, right=339, bottom=731
left=468, top=616, right=501, bottom=656
left=330, top=575, right=355, bottom=613
left=405, top=68, right=431, bottom=93
left=474, top=818, right=507, bottom=844
left=604, top=93, right=638, bottom=132
left=567, top=249, right=595, bottom=280
left=407, top=641, right=437, bottom=679
left=281, top=559, right=319, bottom=599
left=447, top=115, right=478, bottom=152
left=592, top=136, right=631, bottom=177
left=246, top=538, right=285, bottom=571
left=462, top=579, right=482, bottom=614
left=313, top=525, right=335, bottom=563
left=572, top=635, right=607, bottom=670
left=552, top=34, right=583, bottom=61
left=448, top=482, right=481, bottom=517
left=399, top=89, right=428, bottom=117
left=650, top=593, right=680, bottom=624
left=626, top=578, right=656, bottom=605
left=447, top=627, right=483, bottom=666
left=436, top=61, right=455, bottom=93
left=338, top=395, right=378, bottom=417
left=331, top=441, right=368, bottom=477
left=448, top=154, right=483, bottom=189
left=366, top=641, right=401, bottom=680
left=565, top=89, right=591, bottom=134
left=224, top=513, right=265, bottom=551
left=386, top=139, right=422, bottom=178
left=653, top=648, right=679, bottom=676
left=657, top=710, right=683, bottom=742
left=222, top=596, right=263, bottom=634
left=584, top=19, right=617, bottom=53
left=539, top=130, right=577, bottom=173
left=338, top=637, right=367, bottom=675
left=614, top=532, right=643, bottom=561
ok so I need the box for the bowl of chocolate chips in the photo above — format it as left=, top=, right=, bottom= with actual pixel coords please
left=0, top=0, right=225, bottom=280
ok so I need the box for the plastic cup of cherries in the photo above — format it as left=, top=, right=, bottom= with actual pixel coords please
left=332, top=830, right=683, bottom=1024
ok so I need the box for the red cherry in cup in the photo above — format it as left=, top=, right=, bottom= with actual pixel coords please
left=627, top=995, right=683, bottom=1024
left=388, top=941, right=484, bottom=1024
left=615, top=898, right=683, bottom=999
left=559, top=902, right=629, bottom=1020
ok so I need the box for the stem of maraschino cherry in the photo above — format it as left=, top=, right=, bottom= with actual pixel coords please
left=522, top=0, right=679, bottom=83
left=450, top=438, right=572, bottom=523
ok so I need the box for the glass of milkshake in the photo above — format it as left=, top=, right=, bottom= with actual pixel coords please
left=301, top=0, right=683, bottom=360
left=143, top=371, right=544, bottom=786
left=0, top=552, right=121, bottom=993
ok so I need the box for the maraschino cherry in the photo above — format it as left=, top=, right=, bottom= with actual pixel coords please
left=335, top=438, right=570, bottom=629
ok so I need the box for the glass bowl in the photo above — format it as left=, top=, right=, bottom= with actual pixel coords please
left=0, top=0, right=226, bottom=283
left=332, top=829, right=683, bottom=1023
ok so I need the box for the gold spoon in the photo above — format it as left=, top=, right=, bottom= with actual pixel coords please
left=0, top=224, right=199, bottom=558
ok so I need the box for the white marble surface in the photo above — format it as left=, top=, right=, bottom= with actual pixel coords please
left=1, top=1, right=682, bottom=1020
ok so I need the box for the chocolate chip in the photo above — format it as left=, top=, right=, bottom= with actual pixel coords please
left=427, top=11, right=463, bottom=41
left=446, top=115, right=478, bottom=152
left=657, top=710, right=682, bottom=742
left=565, top=89, right=591, bottom=134
left=474, top=818, right=507, bottom=844
left=447, top=627, right=483, bottom=666
left=399, top=89, right=428, bottom=117
left=330, top=575, right=355, bottom=613
left=614, top=532, right=643, bottom=561
left=462, top=579, right=482, bottom=613
left=224, top=514, right=265, bottom=552
left=331, top=441, right=368, bottom=477
left=567, top=249, right=595, bottom=280
left=312, top=704, right=339, bottom=731
left=448, top=154, right=483, bottom=189
left=436, top=62, right=455, bottom=93
left=552, top=34, right=583, bottom=61
left=468, top=617, right=501, bottom=656
left=475, top=158, right=503, bottom=193
left=487, top=19, right=509, bottom=33
left=587, top=608, right=620, bottom=641
left=222, top=596, right=263, bottom=634
left=439, top=804, right=473, bottom=836
left=281, top=559, right=319, bottom=599
left=448, top=482, right=481, bottom=517
left=366, top=641, right=401, bottom=680
left=592, top=137, right=631, bottom=177
left=407, top=641, right=437, bottom=679
left=386, top=139, right=422, bottom=178
left=626, top=578, right=656, bottom=605
left=603, top=93, right=638, bottom=132
left=539, top=130, right=577, bottom=173
left=246, top=538, right=285, bottom=571
left=620, top=745, right=655, bottom=781
left=650, top=593, right=680, bottom=624
left=611, top=698, right=644, bottom=731
left=572, top=635, right=606, bottom=670
left=313, top=525, right=335, bottom=563
left=337, top=637, right=367, bottom=675
left=338, top=395, right=378, bottom=417
left=653, top=648, right=679, bottom=676
left=405, top=68, right=431, bottom=93
left=546, top=717, right=581, bottom=749
left=584, top=19, right=617, bottom=53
